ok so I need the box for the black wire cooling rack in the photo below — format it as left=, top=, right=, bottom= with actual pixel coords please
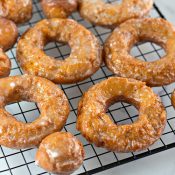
left=0, top=1, right=175, bottom=175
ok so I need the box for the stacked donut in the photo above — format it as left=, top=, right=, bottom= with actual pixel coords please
left=0, top=0, right=175, bottom=174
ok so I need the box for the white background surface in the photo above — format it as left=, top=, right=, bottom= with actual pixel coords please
left=155, top=0, right=175, bottom=25
left=95, top=1, right=175, bottom=175
left=0, top=1, right=174, bottom=175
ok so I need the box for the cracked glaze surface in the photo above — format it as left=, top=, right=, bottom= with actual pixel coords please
left=41, top=0, right=78, bottom=18
left=79, top=0, right=153, bottom=28
left=0, top=0, right=32, bottom=24
left=0, top=18, right=18, bottom=77
left=0, top=75, right=70, bottom=149
left=17, top=18, right=102, bottom=84
left=104, top=18, right=175, bottom=86
left=77, top=77, right=166, bottom=152
left=36, top=132, right=84, bottom=175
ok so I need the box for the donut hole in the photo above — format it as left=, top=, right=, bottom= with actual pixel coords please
left=5, top=101, right=40, bottom=123
left=44, top=42, right=71, bottom=60
left=130, top=41, right=166, bottom=62
left=108, top=102, right=139, bottom=125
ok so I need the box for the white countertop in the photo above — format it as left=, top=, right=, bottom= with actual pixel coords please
left=95, top=1, right=175, bottom=175
left=155, top=0, right=175, bottom=25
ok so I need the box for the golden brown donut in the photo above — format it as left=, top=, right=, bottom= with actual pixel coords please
left=0, top=0, right=32, bottom=24
left=0, top=49, right=11, bottom=77
left=0, top=18, right=18, bottom=77
left=41, top=0, right=78, bottom=19
left=0, top=18, right=18, bottom=51
left=35, top=132, right=84, bottom=175
left=17, top=18, right=102, bottom=84
left=79, top=0, right=153, bottom=28
left=0, top=75, right=70, bottom=149
left=104, top=18, right=175, bottom=87
left=77, top=77, right=166, bottom=152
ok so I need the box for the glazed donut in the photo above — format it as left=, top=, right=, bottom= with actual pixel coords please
left=0, top=18, right=18, bottom=77
left=41, top=0, right=78, bottom=19
left=17, top=18, right=102, bottom=84
left=79, top=0, right=153, bottom=28
left=0, top=49, right=11, bottom=77
left=0, top=18, right=18, bottom=51
left=77, top=77, right=166, bottom=152
left=36, top=132, right=84, bottom=174
left=0, top=0, right=32, bottom=24
left=104, top=18, right=175, bottom=87
left=0, top=75, right=70, bottom=149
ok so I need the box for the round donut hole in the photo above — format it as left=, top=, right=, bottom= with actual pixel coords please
left=103, top=0, right=122, bottom=4
left=130, top=42, right=166, bottom=62
left=44, top=42, right=71, bottom=60
left=108, top=102, right=139, bottom=125
left=5, top=101, right=40, bottom=123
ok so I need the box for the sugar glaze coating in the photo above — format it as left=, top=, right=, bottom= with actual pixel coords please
left=104, top=18, right=175, bottom=86
left=0, top=18, right=18, bottom=77
left=36, top=132, right=84, bottom=175
left=41, top=0, right=78, bottom=18
left=79, top=0, right=153, bottom=28
left=0, top=75, right=70, bottom=149
left=77, top=77, right=166, bottom=152
left=17, top=18, right=102, bottom=84
left=0, top=0, right=32, bottom=24
left=0, top=49, right=11, bottom=77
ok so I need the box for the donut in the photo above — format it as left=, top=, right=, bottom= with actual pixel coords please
left=77, top=77, right=166, bottom=152
left=35, top=132, right=84, bottom=174
left=79, top=0, right=153, bottom=28
left=0, top=18, right=18, bottom=77
left=41, top=0, right=78, bottom=19
left=0, top=75, right=70, bottom=149
left=104, top=18, right=175, bottom=87
left=0, top=0, right=32, bottom=24
left=0, top=18, right=18, bottom=51
left=0, top=49, right=11, bottom=77
left=17, top=18, right=102, bottom=84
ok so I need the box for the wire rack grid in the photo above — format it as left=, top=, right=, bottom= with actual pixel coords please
left=0, top=1, right=175, bottom=175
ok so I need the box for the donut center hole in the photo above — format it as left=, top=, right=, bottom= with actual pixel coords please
left=5, top=101, right=40, bottom=123
left=44, top=42, right=71, bottom=60
left=108, top=102, right=139, bottom=125
left=104, top=0, right=122, bottom=4
left=130, top=41, right=166, bottom=62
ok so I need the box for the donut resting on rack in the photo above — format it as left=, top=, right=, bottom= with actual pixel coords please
left=0, top=0, right=33, bottom=24
left=0, top=18, right=18, bottom=77
left=17, top=18, right=102, bottom=84
left=79, top=0, right=153, bottom=28
left=104, top=18, right=175, bottom=86
left=77, top=77, right=166, bottom=152
left=36, top=132, right=84, bottom=175
left=0, top=75, right=70, bottom=149
left=41, top=0, right=78, bottom=19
